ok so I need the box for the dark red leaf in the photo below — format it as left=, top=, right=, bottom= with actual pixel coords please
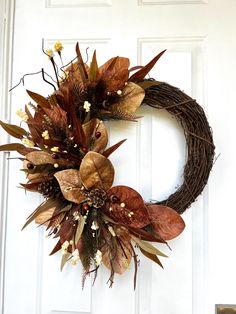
left=102, top=139, right=126, bottom=158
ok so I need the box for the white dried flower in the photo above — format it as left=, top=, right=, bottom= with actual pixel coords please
left=108, top=225, right=116, bottom=237
left=71, top=249, right=79, bottom=265
left=91, top=220, right=99, bottom=231
left=83, top=101, right=91, bottom=113
left=42, top=130, right=50, bottom=140
left=61, top=240, right=70, bottom=255
left=94, top=250, right=102, bottom=266
left=22, top=138, right=35, bottom=147
left=51, top=146, right=59, bottom=152
left=16, top=109, right=28, bottom=122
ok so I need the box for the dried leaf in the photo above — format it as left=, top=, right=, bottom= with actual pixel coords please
left=129, top=50, right=166, bottom=83
left=131, top=235, right=167, bottom=257
left=54, top=169, right=86, bottom=204
left=61, top=252, right=71, bottom=271
left=80, top=151, right=114, bottom=191
left=110, top=82, right=145, bottom=114
left=0, top=143, right=27, bottom=152
left=75, top=42, right=88, bottom=83
left=137, top=80, right=162, bottom=90
left=22, top=198, right=63, bottom=230
left=105, top=185, right=150, bottom=228
left=102, top=139, right=126, bottom=158
left=101, top=228, right=132, bottom=274
left=35, top=206, right=55, bottom=225
left=139, top=247, right=163, bottom=268
left=0, top=120, right=28, bottom=139
left=42, top=104, right=68, bottom=130
left=82, top=118, right=108, bottom=153
left=98, top=57, right=130, bottom=93
left=89, top=50, right=98, bottom=82
left=75, top=216, right=86, bottom=245
left=26, top=90, right=50, bottom=108
left=50, top=240, right=61, bottom=255
left=147, top=205, right=185, bottom=240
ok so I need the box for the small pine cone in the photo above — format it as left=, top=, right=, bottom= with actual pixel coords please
left=38, top=177, right=63, bottom=199
left=86, top=188, right=107, bottom=208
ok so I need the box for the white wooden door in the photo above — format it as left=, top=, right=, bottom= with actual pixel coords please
left=1, top=0, right=236, bottom=314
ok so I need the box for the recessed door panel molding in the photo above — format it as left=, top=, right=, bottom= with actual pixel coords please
left=136, top=37, right=207, bottom=314
left=138, top=0, right=207, bottom=5
left=45, top=0, right=112, bottom=8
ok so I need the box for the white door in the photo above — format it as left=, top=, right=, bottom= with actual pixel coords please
left=1, top=0, right=236, bottom=313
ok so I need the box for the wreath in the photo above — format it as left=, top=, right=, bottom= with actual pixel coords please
left=0, top=41, right=214, bottom=288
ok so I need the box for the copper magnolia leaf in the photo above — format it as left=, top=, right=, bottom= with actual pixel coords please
left=147, top=205, right=185, bottom=240
left=131, top=235, right=167, bottom=257
left=82, top=119, right=108, bottom=153
left=54, top=169, right=86, bottom=204
left=110, top=82, right=145, bottom=114
left=26, top=90, right=49, bottom=108
left=80, top=151, right=114, bottom=190
left=0, top=120, right=28, bottom=139
left=98, top=57, right=130, bottom=93
left=101, top=229, right=132, bottom=274
left=105, top=185, right=150, bottom=228
left=35, top=206, right=55, bottom=225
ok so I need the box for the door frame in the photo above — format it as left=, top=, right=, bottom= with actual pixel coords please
left=0, top=1, right=15, bottom=313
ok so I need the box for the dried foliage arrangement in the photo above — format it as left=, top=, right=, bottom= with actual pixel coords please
left=0, top=41, right=214, bottom=288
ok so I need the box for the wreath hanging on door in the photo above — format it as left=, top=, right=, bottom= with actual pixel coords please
left=0, top=41, right=215, bottom=288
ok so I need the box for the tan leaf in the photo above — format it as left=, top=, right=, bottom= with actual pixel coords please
left=80, top=151, right=114, bottom=191
left=82, top=119, right=108, bottom=153
left=105, top=185, right=150, bottom=228
left=101, top=228, right=132, bottom=274
left=54, top=169, right=86, bottom=204
left=75, top=215, right=86, bottom=246
left=131, top=235, right=167, bottom=257
left=35, top=206, right=55, bottom=225
left=147, top=205, right=185, bottom=240
left=110, top=82, right=145, bottom=114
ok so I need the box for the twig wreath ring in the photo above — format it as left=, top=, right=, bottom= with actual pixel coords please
left=0, top=41, right=214, bottom=288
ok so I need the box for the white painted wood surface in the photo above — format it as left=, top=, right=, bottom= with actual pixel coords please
left=0, top=0, right=236, bottom=313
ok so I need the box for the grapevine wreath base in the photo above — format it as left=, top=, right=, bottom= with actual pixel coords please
left=0, top=42, right=215, bottom=288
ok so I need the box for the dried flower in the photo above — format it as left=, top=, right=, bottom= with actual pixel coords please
left=54, top=41, right=63, bottom=52
left=22, top=138, right=35, bottom=147
left=46, top=49, right=54, bottom=59
left=94, top=250, right=102, bottom=266
left=83, top=101, right=91, bottom=113
left=51, top=146, right=59, bottom=152
left=16, top=109, right=28, bottom=122
left=71, top=249, right=79, bottom=265
left=42, top=130, right=50, bottom=140
left=108, top=225, right=116, bottom=237
left=61, top=240, right=70, bottom=255
left=91, top=220, right=99, bottom=230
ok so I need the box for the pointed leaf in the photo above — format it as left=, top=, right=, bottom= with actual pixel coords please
left=35, top=206, right=55, bottom=225
left=140, top=247, right=164, bottom=268
left=129, top=50, right=166, bottom=83
left=89, top=50, right=99, bottom=82
left=0, top=143, right=26, bottom=152
left=102, top=139, right=126, bottom=158
left=147, top=205, right=185, bottom=240
left=0, top=120, right=28, bottom=139
left=75, top=216, right=86, bottom=245
left=54, top=169, right=86, bottom=204
left=61, top=252, right=71, bottom=271
left=110, top=82, right=145, bottom=114
left=131, top=235, right=167, bottom=257
left=26, top=90, right=50, bottom=108
left=50, top=240, right=61, bottom=255
left=137, top=80, right=162, bottom=90
left=105, top=185, right=150, bottom=228
left=80, top=151, right=114, bottom=191
left=82, top=118, right=108, bottom=153
left=75, top=42, right=88, bottom=82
